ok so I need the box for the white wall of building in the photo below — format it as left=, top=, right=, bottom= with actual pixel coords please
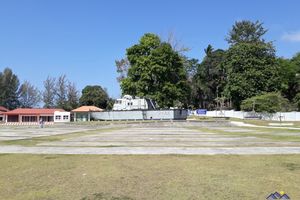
left=91, top=109, right=188, bottom=121
left=54, top=111, right=71, bottom=122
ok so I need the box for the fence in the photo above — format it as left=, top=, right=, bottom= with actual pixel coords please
left=0, top=122, right=54, bottom=126
left=193, top=110, right=300, bottom=121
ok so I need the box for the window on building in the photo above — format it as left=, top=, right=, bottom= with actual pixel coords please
left=22, top=116, right=37, bottom=122
left=63, top=115, right=69, bottom=120
left=41, top=116, right=53, bottom=122
left=55, top=115, right=61, bottom=120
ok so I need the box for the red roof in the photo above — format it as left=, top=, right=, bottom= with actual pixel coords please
left=72, top=106, right=103, bottom=112
left=0, top=106, right=9, bottom=112
left=5, top=108, right=65, bottom=115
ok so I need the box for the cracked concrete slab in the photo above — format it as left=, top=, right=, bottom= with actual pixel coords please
left=1, top=122, right=300, bottom=154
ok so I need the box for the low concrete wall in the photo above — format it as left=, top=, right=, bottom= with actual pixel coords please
left=194, top=110, right=300, bottom=121
left=91, top=111, right=143, bottom=121
left=91, top=109, right=187, bottom=121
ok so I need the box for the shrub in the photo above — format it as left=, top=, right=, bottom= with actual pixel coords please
left=293, top=93, right=300, bottom=111
left=241, top=92, right=291, bottom=113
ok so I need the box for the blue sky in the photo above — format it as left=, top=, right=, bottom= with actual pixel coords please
left=0, top=0, right=299, bottom=98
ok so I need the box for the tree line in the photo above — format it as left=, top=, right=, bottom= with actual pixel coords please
left=2, top=20, right=300, bottom=113
left=116, top=20, right=300, bottom=112
left=0, top=69, right=111, bottom=110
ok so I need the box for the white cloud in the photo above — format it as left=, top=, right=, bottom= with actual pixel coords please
left=282, top=31, right=300, bottom=42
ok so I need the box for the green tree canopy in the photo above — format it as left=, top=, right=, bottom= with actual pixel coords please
left=79, top=85, right=109, bottom=109
left=226, top=20, right=267, bottom=45
left=193, top=45, right=226, bottom=109
left=291, top=52, right=300, bottom=67
left=223, top=21, right=280, bottom=109
left=0, top=68, right=20, bottom=109
left=120, top=33, right=190, bottom=108
left=293, top=92, right=300, bottom=111
left=277, top=57, right=299, bottom=101
left=241, top=92, right=291, bottom=113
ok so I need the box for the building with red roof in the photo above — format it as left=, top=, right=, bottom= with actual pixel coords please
left=72, top=106, right=103, bottom=121
left=5, top=108, right=65, bottom=123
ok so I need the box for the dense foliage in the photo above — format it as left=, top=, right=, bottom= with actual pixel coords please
left=79, top=85, right=109, bottom=109
left=117, top=20, right=296, bottom=111
left=192, top=46, right=226, bottom=109
left=223, top=42, right=281, bottom=109
left=241, top=93, right=291, bottom=113
left=0, top=68, right=20, bottom=109
left=226, top=20, right=267, bottom=45
left=120, top=33, right=190, bottom=108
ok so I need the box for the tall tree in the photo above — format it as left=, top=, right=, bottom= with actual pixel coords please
left=182, top=57, right=199, bottom=108
left=290, top=53, right=300, bottom=109
left=291, top=52, right=300, bottom=67
left=193, top=45, right=226, bottom=109
left=0, top=68, right=20, bottom=109
left=79, top=85, right=109, bottom=109
left=120, top=33, right=190, bottom=108
left=277, top=57, right=299, bottom=101
left=42, top=76, right=56, bottom=108
left=55, top=75, right=68, bottom=109
left=18, top=80, right=41, bottom=108
left=226, top=20, right=267, bottom=45
left=165, top=31, right=190, bottom=53
left=223, top=21, right=280, bottom=109
left=66, top=81, right=79, bottom=111
left=115, top=58, right=130, bottom=83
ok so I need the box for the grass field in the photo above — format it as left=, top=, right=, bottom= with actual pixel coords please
left=1, top=154, right=300, bottom=200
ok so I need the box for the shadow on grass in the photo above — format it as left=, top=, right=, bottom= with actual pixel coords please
left=80, top=192, right=134, bottom=200
left=283, top=162, right=300, bottom=171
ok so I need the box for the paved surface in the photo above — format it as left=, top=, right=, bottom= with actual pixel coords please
left=0, top=122, right=300, bottom=154
left=0, top=125, right=93, bottom=141
left=2, top=145, right=300, bottom=155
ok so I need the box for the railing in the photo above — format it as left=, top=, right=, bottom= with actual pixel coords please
left=0, top=122, right=54, bottom=126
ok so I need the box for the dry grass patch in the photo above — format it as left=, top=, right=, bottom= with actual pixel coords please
left=0, top=154, right=300, bottom=200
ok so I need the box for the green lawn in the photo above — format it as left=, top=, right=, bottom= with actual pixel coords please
left=0, top=154, right=300, bottom=200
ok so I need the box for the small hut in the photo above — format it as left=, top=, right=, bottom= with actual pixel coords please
left=72, top=106, right=103, bottom=121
